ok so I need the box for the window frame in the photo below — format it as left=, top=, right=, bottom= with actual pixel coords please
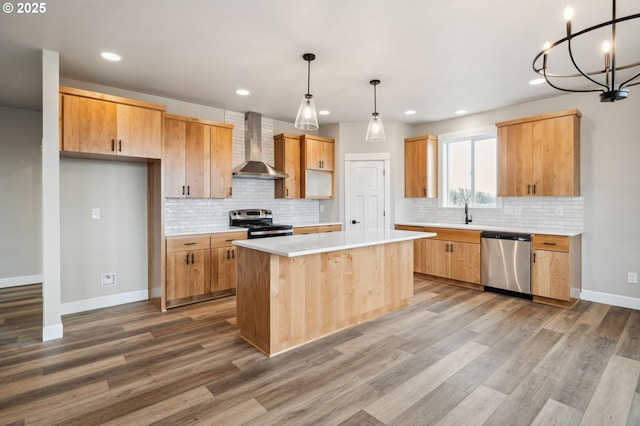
left=438, top=126, right=501, bottom=209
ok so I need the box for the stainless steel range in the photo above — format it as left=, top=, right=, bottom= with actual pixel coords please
left=229, top=209, right=293, bottom=239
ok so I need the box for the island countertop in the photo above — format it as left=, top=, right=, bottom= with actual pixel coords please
left=233, top=229, right=435, bottom=257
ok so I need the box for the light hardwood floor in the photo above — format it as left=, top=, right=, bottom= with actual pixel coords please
left=1, top=279, right=639, bottom=425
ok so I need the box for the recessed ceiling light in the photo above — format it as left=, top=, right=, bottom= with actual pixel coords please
left=318, top=110, right=330, bottom=116
left=529, top=78, right=546, bottom=85
left=236, top=89, right=250, bottom=96
left=455, top=110, right=467, bottom=115
left=404, top=110, right=416, bottom=115
left=100, top=52, right=121, bottom=62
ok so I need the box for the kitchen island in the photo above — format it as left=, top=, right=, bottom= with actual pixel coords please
left=233, top=229, right=435, bottom=356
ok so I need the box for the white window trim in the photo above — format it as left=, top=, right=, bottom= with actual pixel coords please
left=437, top=126, right=502, bottom=209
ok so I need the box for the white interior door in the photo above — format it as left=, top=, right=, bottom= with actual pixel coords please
left=348, top=160, right=385, bottom=230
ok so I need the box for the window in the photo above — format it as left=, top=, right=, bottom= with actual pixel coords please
left=441, top=131, right=497, bottom=207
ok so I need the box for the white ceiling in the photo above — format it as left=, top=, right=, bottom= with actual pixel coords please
left=0, top=0, right=638, bottom=124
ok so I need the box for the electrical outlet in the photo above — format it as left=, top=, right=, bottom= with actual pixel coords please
left=101, top=273, right=117, bottom=287
left=555, top=207, right=564, bottom=216
left=628, top=272, right=638, bottom=284
left=92, top=208, right=101, bottom=220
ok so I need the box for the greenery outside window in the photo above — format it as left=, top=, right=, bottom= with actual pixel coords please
left=440, top=128, right=498, bottom=208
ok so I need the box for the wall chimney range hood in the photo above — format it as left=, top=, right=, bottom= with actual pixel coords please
left=232, top=112, right=288, bottom=179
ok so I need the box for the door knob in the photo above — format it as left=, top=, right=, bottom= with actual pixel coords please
left=351, top=220, right=361, bottom=224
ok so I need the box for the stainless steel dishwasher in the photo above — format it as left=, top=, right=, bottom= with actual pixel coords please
left=481, top=231, right=532, bottom=298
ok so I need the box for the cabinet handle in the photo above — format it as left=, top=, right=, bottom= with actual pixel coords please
left=318, top=160, right=322, bottom=168
left=229, top=187, right=232, bottom=196
left=231, top=250, right=235, bottom=259
left=533, top=253, right=536, bottom=263
left=182, top=185, right=185, bottom=196
left=118, top=140, right=122, bottom=152
left=286, top=188, right=289, bottom=197
left=111, top=139, right=115, bottom=152
left=226, top=250, right=230, bottom=260
left=183, top=242, right=196, bottom=246
left=445, top=244, right=449, bottom=252
left=450, top=244, right=454, bottom=252
left=187, top=185, right=190, bottom=196
left=543, top=242, right=557, bottom=246
left=186, top=254, right=189, bottom=265
left=191, top=253, right=194, bottom=263
left=527, top=184, right=531, bottom=194
left=533, top=184, right=537, bottom=194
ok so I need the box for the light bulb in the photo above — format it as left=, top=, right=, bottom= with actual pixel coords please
left=304, top=101, right=311, bottom=119
left=563, top=6, right=573, bottom=21
left=602, top=40, right=611, bottom=53
left=372, top=119, right=379, bottom=133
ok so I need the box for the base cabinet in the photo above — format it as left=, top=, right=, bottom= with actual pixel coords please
left=165, top=231, right=247, bottom=308
left=532, top=234, right=581, bottom=306
left=293, top=224, right=342, bottom=235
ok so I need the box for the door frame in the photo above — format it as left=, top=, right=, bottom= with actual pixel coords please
left=344, top=153, right=391, bottom=230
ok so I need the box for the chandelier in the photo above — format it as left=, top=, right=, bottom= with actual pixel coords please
left=532, top=0, right=640, bottom=102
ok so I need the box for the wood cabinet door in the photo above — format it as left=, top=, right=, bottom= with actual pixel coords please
left=532, top=250, right=571, bottom=301
left=188, top=249, right=211, bottom=297
left=532, top=115, right=577, bottom=196
left=424, top=239, right=450, bottom=278
left=163, top=118, right=187, bottom=198
left=166, top=251, right=190, bottom=300
left=449, top=242, right=481, bottom=284
left=405, top=138, right=427, bottom=198
left=320, top=140, right=334, bottom=171
left=212, top=247, right=235, bottom=291
left=185, top=123, right=211, bottom=198
left=413, top=238, right=428, bottom=275
left=210, top=125, right=233, bottom=198
left=497, top=123, right=533, bottom=196
left=305, top=138, right=323, bottom=170
left=280, top=136, right=302, bottom=198
left=116, top=104, right=162, bottom=159
left=62, top=95, right=117, bottom=155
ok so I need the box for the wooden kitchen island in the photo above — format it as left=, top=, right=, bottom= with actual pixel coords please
left=233, top=229, right=435, bottom=356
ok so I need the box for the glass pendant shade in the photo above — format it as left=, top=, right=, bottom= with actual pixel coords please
left=366, top=113, right=385, bottom=142
left=294, top=94, right=319, bottom=130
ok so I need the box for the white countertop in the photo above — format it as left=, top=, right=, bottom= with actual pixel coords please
left=233, top=229, right=436, bottom=257
left=395, top=222, right=582, bottom=237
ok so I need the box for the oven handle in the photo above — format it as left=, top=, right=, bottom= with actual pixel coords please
left=249, top=229, right=293, bottom=237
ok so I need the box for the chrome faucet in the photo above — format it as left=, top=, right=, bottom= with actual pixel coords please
left=465, top=202, right=473, bottom=225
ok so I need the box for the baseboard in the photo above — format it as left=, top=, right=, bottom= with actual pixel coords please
left=43, top=323, right=63, bottom=341
left=60, top=289, right=148, bottom=315
left=0, top=274, right=43, bottom=288
left=580, top=290, right=640, bottom=311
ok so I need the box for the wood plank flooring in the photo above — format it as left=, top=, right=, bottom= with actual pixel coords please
left=1, top=279, right=639, bottom=425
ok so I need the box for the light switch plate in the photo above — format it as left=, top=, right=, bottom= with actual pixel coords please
left=628, top=272, right=638, bottom=284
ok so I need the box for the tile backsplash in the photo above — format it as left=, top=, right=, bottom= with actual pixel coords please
left=410, top=197, right=583, bottom=233
left=164, top=110, right=319, bottom=235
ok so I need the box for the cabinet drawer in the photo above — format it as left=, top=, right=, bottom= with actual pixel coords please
left=424, top=228, right=481, bottom=244
left=395, top=225, right=426, bottom=232
left=294, top=226, right=318, bottom=235
left=318, top=224, right=341, bottom=233
left=166, top=235, right=210, bottom=252
left=532, top=235, right=569, bottom=252
left=211, top=231, right=247, bottom=247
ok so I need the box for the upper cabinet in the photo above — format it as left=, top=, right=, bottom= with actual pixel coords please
left=275, top=134, right=335, bottom=199
left=405, top=135, right=438, bottom=198
left=274, top=133, right=301, bottom=199
left=303, top=135, right=334, bottom=171
left=60, top=86, right=164, bottom=159
left=163, top=114, right=233, bottom=199
left=497, top=110, right=581, bottom=197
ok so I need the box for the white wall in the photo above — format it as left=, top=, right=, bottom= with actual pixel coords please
left=0, top=106, right=42, bottom=286
left=412, top=91, right=640, bottom=304
left=60, top=158, right=148, bottom=303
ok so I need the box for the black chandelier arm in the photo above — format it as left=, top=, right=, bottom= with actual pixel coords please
left=542, top=68, right=604, bottom=94
left=567, top=38, right=611, bottom=90
left=624, top=80, right=640, bottom=88
left=619, top=71, right=640, bottom=90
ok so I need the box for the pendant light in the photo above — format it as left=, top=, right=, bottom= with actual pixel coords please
left=365, top=79, right=385, bottom=142
left=294, top=53, right=319, bottom=130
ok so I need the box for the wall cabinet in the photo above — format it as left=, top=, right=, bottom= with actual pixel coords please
left=165, top=231, right=247, bottom=308
left=301, top=135, right=335, bottom=198
left=165, top=235, right=211, bottom=303
left=274, top=133, right=301, bottom=199
left=404, top=135, right=438, bottom=198
left=532, top=234, right=581, bottom=307
left=164, top=114, right=233, bottom=199
left=497, top=110, right=581, bottom=197
left=60, top=86, right=164, bottom=159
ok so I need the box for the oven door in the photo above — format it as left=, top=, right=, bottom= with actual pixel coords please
left=248, top=229, right=293, bottom=239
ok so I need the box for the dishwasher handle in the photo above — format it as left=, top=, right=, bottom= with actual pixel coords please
left=481, top=231, right=531, bottom=242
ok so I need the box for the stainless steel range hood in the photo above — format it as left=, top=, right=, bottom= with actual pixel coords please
left=232, top=112, right=288, bottom=179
